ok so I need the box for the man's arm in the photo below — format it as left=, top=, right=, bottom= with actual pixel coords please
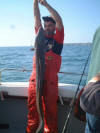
left=34, top=0, right=42, bottom=30
left=38, top=0, right=63, bottom=30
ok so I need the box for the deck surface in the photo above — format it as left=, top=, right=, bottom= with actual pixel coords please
left=0, top=98, right=85, bottom=133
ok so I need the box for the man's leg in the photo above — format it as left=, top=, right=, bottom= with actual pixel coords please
left=43, top=81, right=58, bottom=133
left=85, top=113, right=100, bottom=133
left=26, top=82, right=39, bottom=133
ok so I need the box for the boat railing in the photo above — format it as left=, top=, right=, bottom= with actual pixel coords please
left=59, top=71, right=87, bottom=76
left=0, top=68, right=32, bottom=85
left=0, top=68, right=88, bottom=85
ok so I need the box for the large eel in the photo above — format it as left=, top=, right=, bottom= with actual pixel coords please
left=35, top=27, right=46, bottom=133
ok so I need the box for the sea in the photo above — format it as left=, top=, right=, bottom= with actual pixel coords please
left=0, top=44, right=92, bottom=86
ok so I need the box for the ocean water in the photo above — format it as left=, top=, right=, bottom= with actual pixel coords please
left=0, top=44, right=92, bottom=86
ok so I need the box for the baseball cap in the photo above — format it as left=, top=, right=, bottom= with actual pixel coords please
left=42, top=16, right=56, bottom=24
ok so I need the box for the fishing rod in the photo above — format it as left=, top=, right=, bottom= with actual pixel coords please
left=61, top=51, right=91, bottom=133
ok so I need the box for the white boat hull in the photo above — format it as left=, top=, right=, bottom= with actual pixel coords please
left=0, top=82, right=85, bottom=133
left=0, top=82, right=82, bottom=98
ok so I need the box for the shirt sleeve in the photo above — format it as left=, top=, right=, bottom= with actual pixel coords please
left=80, top=82, right=100, bottom=117
left=54, top=27, right=64, bottom=44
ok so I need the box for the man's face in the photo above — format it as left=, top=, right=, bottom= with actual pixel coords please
left=44, top=21, right=56, bottom=36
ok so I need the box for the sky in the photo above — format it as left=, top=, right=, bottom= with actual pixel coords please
left=0, top=0, right=100, bottom=47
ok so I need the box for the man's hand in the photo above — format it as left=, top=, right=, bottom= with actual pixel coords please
left=38, top=0, right=47, bottom=6
left=38, top=0, right=63, bottom=30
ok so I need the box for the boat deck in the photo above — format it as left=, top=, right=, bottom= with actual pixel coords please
left=0, top=97, right=85, bottom=133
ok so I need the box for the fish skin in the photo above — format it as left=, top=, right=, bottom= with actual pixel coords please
left=35, top=27, right=46, bottom=132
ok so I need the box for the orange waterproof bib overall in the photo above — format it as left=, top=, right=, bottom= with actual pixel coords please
left=27, top=27, right=64, bottom=133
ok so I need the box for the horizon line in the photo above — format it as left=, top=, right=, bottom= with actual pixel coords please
left=0, top=42, right=92, bottom=47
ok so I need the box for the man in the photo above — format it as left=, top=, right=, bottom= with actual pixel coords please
left=26, top=0, right=64, bottom=133
left=80, top=72, right=100, bottom=133
left=80, top=26, right=100, bottom=133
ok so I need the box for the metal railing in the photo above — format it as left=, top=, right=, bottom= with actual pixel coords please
left=0, top=68, right=88, bottom=85
left=0, top=68, right=32, bottom=85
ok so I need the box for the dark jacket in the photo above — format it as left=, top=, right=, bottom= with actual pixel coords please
left=80, top=81, right=100, bottom=117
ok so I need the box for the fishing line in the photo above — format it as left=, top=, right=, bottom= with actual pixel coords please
left=61, top=51, right=91, bottom=133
